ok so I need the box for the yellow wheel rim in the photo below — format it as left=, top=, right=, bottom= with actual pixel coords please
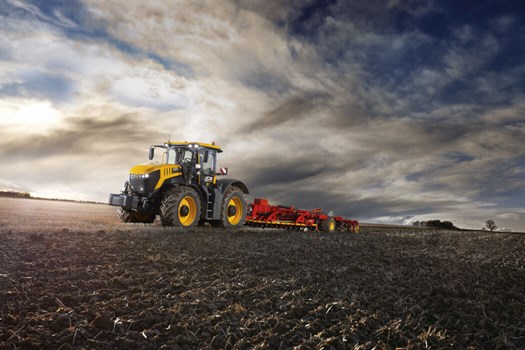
left=329, top=220, right=335, bottom=232
left=227, top=197, right=243, bottom=225
left=178, top=196, right=197, bottom=226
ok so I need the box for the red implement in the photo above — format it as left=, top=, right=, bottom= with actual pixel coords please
left=245, top=198, right=359, bottom=233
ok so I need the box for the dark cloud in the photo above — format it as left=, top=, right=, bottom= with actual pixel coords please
left=0, top=111, right=164, bottom=160
left=273, top=0, right=524, bottom=125
left=238, top=65, right=292, bottom=94
left=241, top=154, right=345, bottom=191
left=242, top=91, right=331, bottom=132
left=246, top=161, right=324, bottom=188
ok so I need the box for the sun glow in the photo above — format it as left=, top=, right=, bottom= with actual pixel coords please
left=30, top=188, right=87, bottom=202
left=0, top=99, right=64, bottom=134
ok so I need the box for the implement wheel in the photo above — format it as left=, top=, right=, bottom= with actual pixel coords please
left=218, top=186, right=247, bottom=228
left=320, top=218, right=336, bottom=233
left=160, top=186, right=201, bottom=228
left=118, top=207, right=155, bottom=223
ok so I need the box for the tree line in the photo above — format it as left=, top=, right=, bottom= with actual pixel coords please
left=412, top=220, right=457, bottom=229
left=0, top=191, right=31, bottom=198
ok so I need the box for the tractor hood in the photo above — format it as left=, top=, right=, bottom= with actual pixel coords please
left=130, top=163, right=181, bottom=175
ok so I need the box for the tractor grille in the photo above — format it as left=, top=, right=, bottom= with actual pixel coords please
left=129, top=170, right=160, bottom=194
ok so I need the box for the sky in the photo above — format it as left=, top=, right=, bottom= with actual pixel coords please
left=1, top=0, right=524, bottom=231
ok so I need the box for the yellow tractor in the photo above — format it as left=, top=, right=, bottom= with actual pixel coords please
left=108, top=141, right=249, bottom=228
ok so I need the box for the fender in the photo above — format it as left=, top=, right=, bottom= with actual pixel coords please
left=217, top=178, right=249, bottom=194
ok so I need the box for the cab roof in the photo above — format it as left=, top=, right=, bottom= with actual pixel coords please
left=165, top=141, right=222, bottom=152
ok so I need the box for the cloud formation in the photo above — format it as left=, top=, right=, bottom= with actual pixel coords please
left=1, top=0, right=524, bottom=230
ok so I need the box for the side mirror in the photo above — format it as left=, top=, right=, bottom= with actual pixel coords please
left=203, top=150, right=209, bottom=163
left=149, top=147, right=155, bottom=160
left=219, top=167, right=228, bottom=175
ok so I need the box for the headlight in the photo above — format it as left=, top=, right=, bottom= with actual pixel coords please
left=130, top=173, right=150, bottom=178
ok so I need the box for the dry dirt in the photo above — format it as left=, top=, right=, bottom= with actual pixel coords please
left=0, top=198, right=524, bottom=349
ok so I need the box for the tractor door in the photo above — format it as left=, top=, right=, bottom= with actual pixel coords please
left=199, top=148, right=222, bottom=220
left=199, top=148, right=217, bottom=188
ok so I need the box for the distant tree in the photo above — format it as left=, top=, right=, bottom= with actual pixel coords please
left=427, top=220, right=441, bottom=227
left=412, top=221, right=420, bottom=227
left=441, top=221, right=455, bottom=229
left=485, top=219, right=497, bottom=232
left=420, top=219, right=457, bottom=229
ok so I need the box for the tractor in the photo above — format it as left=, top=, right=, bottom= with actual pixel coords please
left=108, top=141, right=249, bottom=228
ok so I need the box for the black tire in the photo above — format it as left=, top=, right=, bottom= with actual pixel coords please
left=160, top=186, right=201, bottom=228
left=217, top=186, right=247, bottom=228
left=117, top=207, right=155, bottom=223
left=320, top=217, right=336, bottom=232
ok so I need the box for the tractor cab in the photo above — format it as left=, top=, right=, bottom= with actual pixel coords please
left=148, top=141, right=226, bottom=187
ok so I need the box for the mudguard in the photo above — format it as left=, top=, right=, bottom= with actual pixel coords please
left=217, top=179, right=249, bottom=194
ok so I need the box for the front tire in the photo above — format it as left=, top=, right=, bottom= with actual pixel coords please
left=218, top=186, right=247, bottom=228
left=160, top=186, right=201, bottom=228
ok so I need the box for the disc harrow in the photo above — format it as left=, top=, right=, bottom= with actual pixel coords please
left=245, top=198, right=359, bottom=233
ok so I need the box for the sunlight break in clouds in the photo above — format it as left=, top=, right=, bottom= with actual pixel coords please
left=1, top=99, right=64, bottom=133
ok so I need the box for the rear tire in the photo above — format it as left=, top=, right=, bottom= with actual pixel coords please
left=160, top=186, right=201, bottom=228
left=218, top=186, right=247, bottom=228
left=320, top=217, right=336, bottom=232
left=118, top=207, right=155, bottom=223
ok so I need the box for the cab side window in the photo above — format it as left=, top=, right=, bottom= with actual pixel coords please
left=200, top=149, right=216, bottom=175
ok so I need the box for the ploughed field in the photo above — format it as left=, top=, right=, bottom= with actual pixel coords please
left=0, top=198, right=524, bottom=349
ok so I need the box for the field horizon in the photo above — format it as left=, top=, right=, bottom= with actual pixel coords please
left=1, top=195, right=521, bottom=234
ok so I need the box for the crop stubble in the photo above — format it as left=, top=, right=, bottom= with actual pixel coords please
left=0, top=199, right=524, bottom=349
